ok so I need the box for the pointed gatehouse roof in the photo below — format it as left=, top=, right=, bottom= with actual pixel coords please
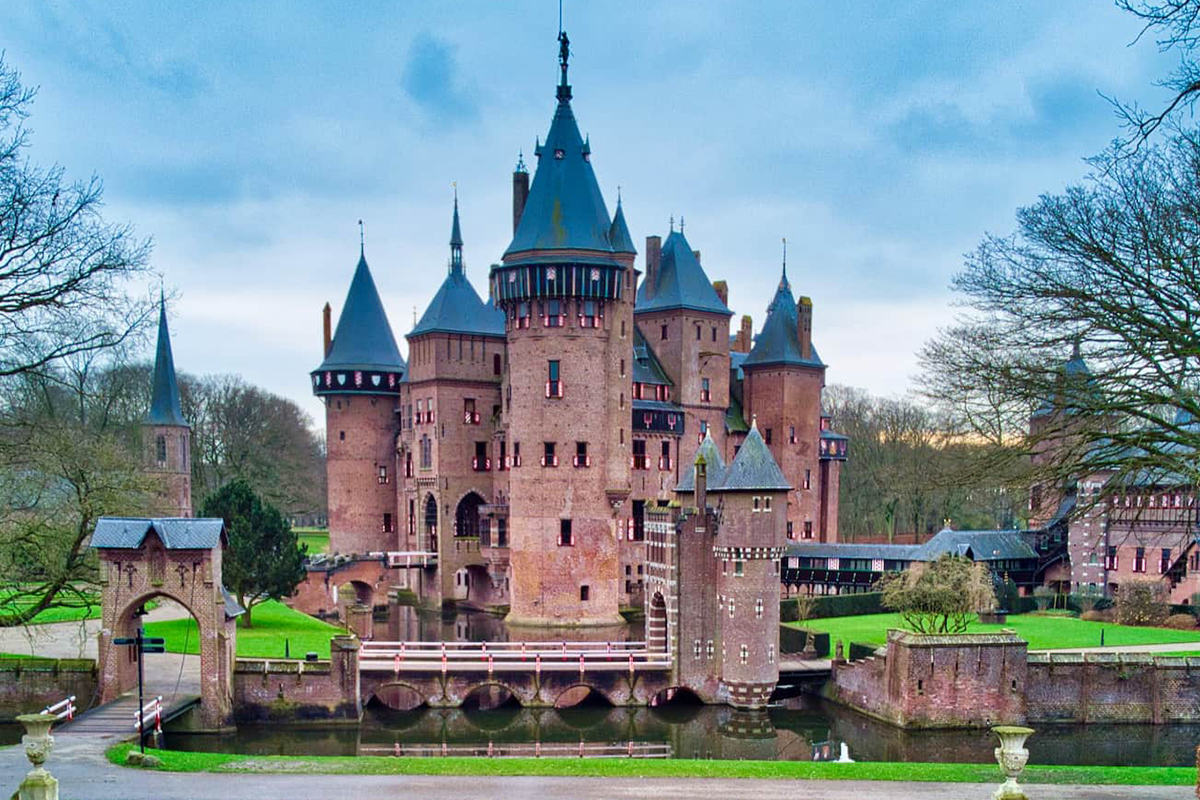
left=714, top=418, right=791, bottom=492
left=675, top=429, right=727, bottom=492
left=636, top=229, right=731, bottom=316
left=609, top=198, right=636, bottom=254
left=146, top=294, right=188, bottom=427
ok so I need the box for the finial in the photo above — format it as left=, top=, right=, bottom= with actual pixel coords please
left=782, top=237, right=787, bottom=279
left=680, top=215, right=685, bottom=234
left=617, top=185, right=622, bottom=204
left=453, top=180, right=458, bottom=203
left=750, top=413, right=759, bottom=431
left=516, top=150, right=527, bottom=172
left=358, top=219, right=364, bottom=255
left=669, top=215, right=675, bottom=233
left=556, top=28, right=572, bottom=101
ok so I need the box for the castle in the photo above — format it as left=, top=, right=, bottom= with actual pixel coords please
left=307, top=34, right=847, bottom=629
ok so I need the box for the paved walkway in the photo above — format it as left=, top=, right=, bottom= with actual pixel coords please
left=0, top=731, right=1190, bottom=800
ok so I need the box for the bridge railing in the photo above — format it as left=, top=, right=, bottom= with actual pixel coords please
left=359, top=741, right=672, bottom=758
left=358, top=640, right=672, bottom=673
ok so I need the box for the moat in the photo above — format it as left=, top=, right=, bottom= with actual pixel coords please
left=160, top=696, right=1200, bottom=767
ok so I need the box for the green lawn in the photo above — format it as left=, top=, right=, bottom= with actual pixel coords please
left=144, top=600, right=344, bottom=659
left=295, top=527, right=329, bottom=555
left=0, top=588, right=102, bottom=625
left=104, top=742, right=1194, bottom=785
left=797, top=612, right=1200, bottom=651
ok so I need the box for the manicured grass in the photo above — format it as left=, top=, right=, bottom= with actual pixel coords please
left=0, top=653, right=52, bottom=660
left=103, top=742, right=1194, bottom=785
left=144, top=600, right=344, bottom=659
left=295, top=527, right=329, bottom=555
left=795, top=612, right=1200, bottom=651
left=0, top=588, right=102, bottom=625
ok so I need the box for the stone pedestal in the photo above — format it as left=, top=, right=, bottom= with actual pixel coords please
left=15, top=713, right=58, bottom=800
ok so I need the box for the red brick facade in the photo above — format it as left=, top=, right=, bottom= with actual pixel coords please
left=324, top=395, right=400, bottom=556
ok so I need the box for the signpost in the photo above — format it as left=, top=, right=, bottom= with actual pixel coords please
left=113, top=628, right=166, bottom=753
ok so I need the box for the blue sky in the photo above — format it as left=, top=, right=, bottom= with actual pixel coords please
left=1, top=1, right=1176, bottom=425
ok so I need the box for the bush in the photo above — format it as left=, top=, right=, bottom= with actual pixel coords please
left=1081, top=609, right=1112, bottom=622
left=1032, top=586, right=1055, bottom=611
left=1165, top=613, right=1197, bottom=630
left=1115, top=581, right=1169, bottom=626
left=779, top=626, right=829, bottom=656
left=847, top=641, right=880, bottom=662
left=877, top=556, right=996, bottom=634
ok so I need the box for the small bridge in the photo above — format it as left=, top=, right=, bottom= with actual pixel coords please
left=56, top=693, right=200, bottom=738
left=358, top=641, right=674, bottom=709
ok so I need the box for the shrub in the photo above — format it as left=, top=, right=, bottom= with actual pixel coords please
left=1081, top=609, right=1112, bottom=622
left=876, top=556, right=996, bottom=634
left=1032, top=586, right=1055, bottom=611
left=1165, top=613, right=1197, bottom=630
left=1115, top=581, right=1169, bottom=626
left=780, top=592, right=885, bottom=622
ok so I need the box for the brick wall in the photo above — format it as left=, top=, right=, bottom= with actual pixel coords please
left=828, top=630, right=1028, bottom=728
left=325, top=395, right=399, bottom=555
left=0, top=658, right=97, bottom=720
left=232, top=635, right=360, bottom=722
left=1027, top=652, right=1200, bottom=724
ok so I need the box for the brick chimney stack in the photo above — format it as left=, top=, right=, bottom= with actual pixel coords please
left=732, top=315, right=753, bottom=353
left=322, top=302, right=332, bottom=357
left=712, top=280, right=729, bottom=308
left=797, top=297, right=813, bottom=360
left=512, top=167, right=530, bottom=234
left=645, top=236, right=662, bottom=299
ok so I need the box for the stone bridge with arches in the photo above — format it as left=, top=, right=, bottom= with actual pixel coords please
left=357, top=640, right=675, bottom=710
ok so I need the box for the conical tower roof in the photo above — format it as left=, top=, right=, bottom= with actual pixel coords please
left=316, top=250, right=405, bottom=374
left=714, top=418, right=791, bottom=492
left=742, top=267, right=824, bottom=369
left=1032, top=341, right=1100, bottom=419
left=675, top=429, right=726, bottom=492
left=504, top=33, right=616, bottom=258
left=412, top=200, right=505, bottom=338
left=636, top=229, right=730, bottom=316
left=146, top=294, right=188, bottom=427
left=609, top=199, right=636, bottom=254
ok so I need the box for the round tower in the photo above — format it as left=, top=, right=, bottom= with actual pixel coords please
left=311, top=245, right=405, bottom=556
left=489, top=32, right=632, bottom=627
left=143, top=294, right=192, bottom=517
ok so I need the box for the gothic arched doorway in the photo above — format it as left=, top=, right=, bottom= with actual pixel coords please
left=455, top=492, right=485, bottom=538
left=423, top=494, right=438, bottom=551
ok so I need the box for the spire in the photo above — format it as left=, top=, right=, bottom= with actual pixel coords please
left=782, top=237, right=787, bottom=283
left=146, top=292, right=188, bottom=427
left=717, top=418, right=791, bottom=492
left=314, top=249, right=405, bottom=379
left=608, top=196, right=636, bottom=254
left=450, top=187, right=464, bottom=274
left=635, top=227, right=730, bottom=316
left=743, top=267, right=824, bottom=369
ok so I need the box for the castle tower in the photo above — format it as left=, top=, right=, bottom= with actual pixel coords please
left=489, top=32, right=632, bottom=627
left=708, top=419, right=790, bottom=709
left=740, top=266, right=844, bottom=542
left=635, top=227, right=733, bottom=452
left=404, top=196, right=506, bottom=606
left=311, top=245, right=405, bottom=556
left=1028, top=342, right=1097, bottom=529
left=143, top=294, right=192, bottom=517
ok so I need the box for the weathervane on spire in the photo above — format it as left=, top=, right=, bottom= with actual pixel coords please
left=782, top=237, right=787, bottom=277
left=669, top=215, right=675, bottom=233
left=556, top=3, right=572, bottom=103
left=358, top=219, right=365, bottom=254
left=680, top=216, right=685, bottom=234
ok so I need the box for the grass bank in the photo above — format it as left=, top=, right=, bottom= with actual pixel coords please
left=295, top=527, right=329, bottom=555
left=144, top=600, right=344, bottom=659
left=795, top=612, right=1200, bottom=650
left=103, top=743, right=1194, bottom=785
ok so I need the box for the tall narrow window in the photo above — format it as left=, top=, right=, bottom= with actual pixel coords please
left=499, top=440, right=507, bottom=471
left=464, top=398, right=478, bottom=424
left=559, top=519, right=573, bottom=546
left=544, top=299, right=563, bottom=327
left=661, top=324, right=668, bottom=340
left=513, top=441, right=522, bottom=467
left=546, top=360, right=562, bottom=398
left=542, top=441, right=558, bottom=467
left=659, top=441, right=671, bottom=471
left=695, top=325, right=702, bottom=340
left=580, top=585, right=590, bottom=601
left=155, top=435, right=166, bottom=465
left=383, top=513, right=393, bottom=533
left=632, top=439, right=647, bottom=470
left=378, top=465, right=389, bottom=485
left=574, top=441, right=590, bottom=468
left=789, top=425, right=797, bottom=444
left=700, top=377, right=711, bottom=402
left=764, top=428, right=773, bottom=444
left=803, top=520, right=813, bottom=539
left=473, top=441, right=489, bottom=472
left=580, top=300, right=598, bottom=328
left=493, top=353, right=502, bottom=374
left=405, top=451, right=413, bottom=478
left=803, top=468, right=811, bottom=490
left=516, top=301, right=531, bottom=329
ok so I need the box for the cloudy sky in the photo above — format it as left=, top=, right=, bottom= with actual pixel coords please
left=1, top=1, right=1176, bottom=424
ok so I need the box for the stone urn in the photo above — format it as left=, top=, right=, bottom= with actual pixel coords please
left=991, top=725, right=1034, bottom=800
left=15, top=712, right=58, bottom=800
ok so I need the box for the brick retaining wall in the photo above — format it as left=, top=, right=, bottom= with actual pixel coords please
left=0, top=658, right=97, bottom=720
left=232, top=635, right=360, bottom=723
left=1027, top=653, right=1200, bottom=724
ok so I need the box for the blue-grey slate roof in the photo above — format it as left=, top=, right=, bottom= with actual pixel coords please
left=713, top=422, right=791, bottom=492
left=1032, top=346, right=1100, bottom=418
left=741, top=272, right=825, bottom=370
left=146, top=296, right=188, bottom=427
left=91, top=517, right=225, bottom=550
left=222, top=586, right=246, bottom=619
left=632, top=327, right=672, bottom=386
left=914, top=528, right=1037, bottom=562
left=410, top=271, right=506, bottom=338
left=635, top=231, right=731, bottom=316
left=787, top=542, right=922, bottom=561
left=316, top=252, right=406, bottom=373
left=504, top=91, right=617, bottom=257
left=609, top=200, right=636, bottom=254
left=676, top=431, right=726, bottom=492
left=820, top=428, right=849, bottom=441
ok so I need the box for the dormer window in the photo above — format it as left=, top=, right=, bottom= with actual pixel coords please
left=554, top=149, right=565, bottom=159
left=582, top=151, right=590, bottom=162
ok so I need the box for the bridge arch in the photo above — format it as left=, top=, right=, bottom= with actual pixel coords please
left=369, top=681, right=428, bottom=712
left=552, top=684, right=616, bottom=710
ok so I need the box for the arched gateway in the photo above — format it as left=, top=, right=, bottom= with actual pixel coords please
left=92, top=517, right=242, bottom=730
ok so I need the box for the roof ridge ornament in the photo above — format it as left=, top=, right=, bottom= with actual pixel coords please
left=358, top=219, right=365, bottom=257
left=557, top=29, right=572, bottom=102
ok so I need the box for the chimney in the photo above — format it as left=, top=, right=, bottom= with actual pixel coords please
left=322, top=302, right=332, bottom=357
left=644, top=235, right=662, bottom=299
left=732, top=315, right=753, bottom=353
left=712, top=280, right=729, bottom=308
left=797, top=297, right=813, bottom=360
left=512, top=169, right=530, bottom=234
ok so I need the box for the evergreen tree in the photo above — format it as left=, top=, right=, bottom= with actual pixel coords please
left=200, top=478, right=307, bottom=627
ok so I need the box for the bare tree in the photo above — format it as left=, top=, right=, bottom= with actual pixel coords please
left=919, top=131, right=1200, bottom=497
left=1113, top=1, right=1200, bottom=147
left=0, top=54, right=152, bottom=379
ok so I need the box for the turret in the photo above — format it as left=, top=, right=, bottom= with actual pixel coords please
left=143, top=294, right=192, bottom=517
left=513, top=155, right=530, bottom=234
left=312, top=243, right=405, bottom=555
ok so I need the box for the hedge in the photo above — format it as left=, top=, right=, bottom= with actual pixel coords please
left=780, top=592, right=885, bottom=622
left=847, top=641, right=880, bottom=662
left=779, top=626, right=830, bottom=657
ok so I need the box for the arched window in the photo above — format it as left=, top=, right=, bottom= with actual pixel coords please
left=155, top=435, right=166, bottom=465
